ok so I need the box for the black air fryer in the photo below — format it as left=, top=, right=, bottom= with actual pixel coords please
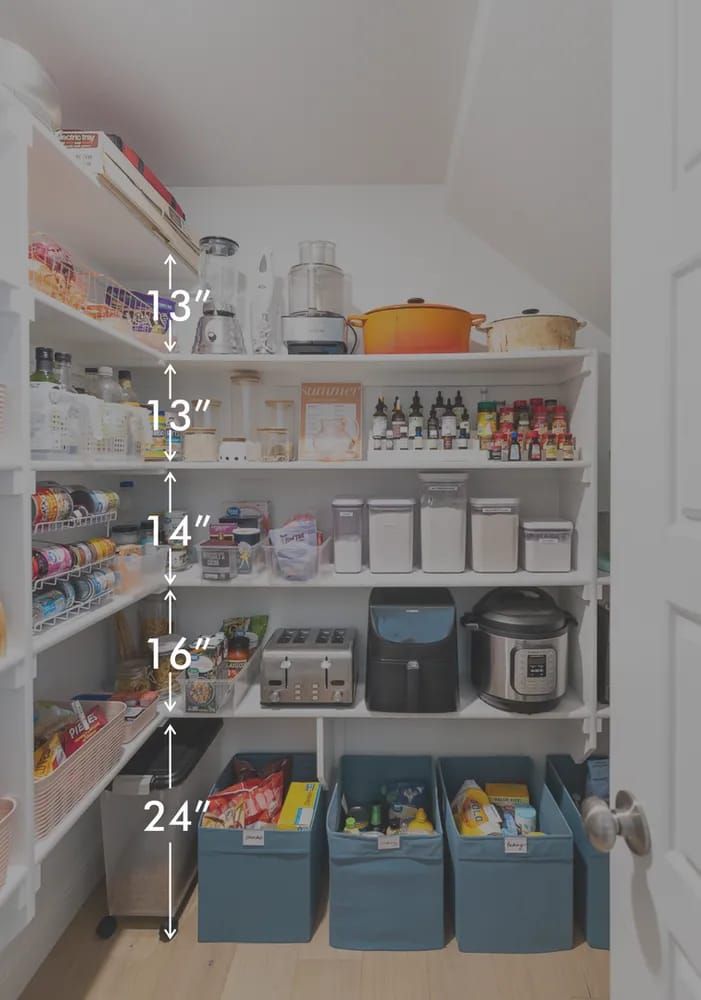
left=366, top=588, right=459, bottom=713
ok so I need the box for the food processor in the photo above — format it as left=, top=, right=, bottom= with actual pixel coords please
left=282, top=240, right=355, bottom=354
left=192, top=236, right=246, bottom=355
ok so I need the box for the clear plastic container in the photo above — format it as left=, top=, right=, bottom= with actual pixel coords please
left=332, top=497, right=364, bottom=573
left=470, top=498, right=520, bottom=573
left=368, top=499, right=416, bottom=574
left=419, top=473, right=468, bottom=573
left=263, top=537, right=331, bottom=582
left=265, top=399, right=296, bottom=458
left=521, top=519, right=573, bottom=572
left=258, top=427, right=292, bottom=462
left=229, top=372, right=261, bottom=445
left=288, top=240, right=344, bottom=315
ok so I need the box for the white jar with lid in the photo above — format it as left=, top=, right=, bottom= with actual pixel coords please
left=470, top=498, right=520, bottom=572
left=521, top=519, right=573, bottom=572
left=368, top=499, right=415, bottom=573
left=419, top=473, right=468, bottom=572
left=332, top=497, right=364, bottom=573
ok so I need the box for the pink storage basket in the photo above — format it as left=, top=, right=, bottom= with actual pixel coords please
left=34, top=701, right=126, bottom=840
left=0, top=797, right=16, bottom=888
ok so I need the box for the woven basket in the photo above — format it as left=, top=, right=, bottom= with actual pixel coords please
left=35, top=701, right=126, bottom=840
left=0, top=797, right=16, bottom=888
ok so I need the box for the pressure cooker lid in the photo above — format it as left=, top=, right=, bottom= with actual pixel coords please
left=472, top=588, right=570, bottom=637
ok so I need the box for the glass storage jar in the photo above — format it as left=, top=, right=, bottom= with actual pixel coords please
left=419, top=473, right=468, bottom=573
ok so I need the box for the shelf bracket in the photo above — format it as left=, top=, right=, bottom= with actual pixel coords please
left=581, top=715, right=598, bottom=756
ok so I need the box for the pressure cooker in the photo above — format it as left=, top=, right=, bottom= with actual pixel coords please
left=461, top=588, right=576, bottom=714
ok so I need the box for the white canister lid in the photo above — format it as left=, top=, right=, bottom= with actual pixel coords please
left=522, top=519, right=573, bottom=531
left=368, top=498, right=416, bottom=509
left=470, top=497, right=520, bottom=509
left=332, top=497, right=365, bottom=507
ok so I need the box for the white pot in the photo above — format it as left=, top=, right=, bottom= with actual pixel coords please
left=480, top=309, right=586, bottom=352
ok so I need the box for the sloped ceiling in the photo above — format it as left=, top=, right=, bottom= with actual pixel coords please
left=446, top=0, right=611, bottom=331
left=0, top=0, right=477, bottom=185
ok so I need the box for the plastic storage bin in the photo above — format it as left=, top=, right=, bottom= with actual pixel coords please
left=439, top=755, right=573, bottom=953
left=198, top=752, right=325, bottom=942
left=546, top=755, right=610, bottom=949
left=327, top=754, right=444, bottom=951
left=332, top=497, right=364, bottom=573
left=419, top=473, right=468, bottom=573
left=101, top=719, right=222, bottom=924
left=521, top=520, right=573, bottom=572
left=470, top=498, right=520, bottom=572
left=368, top=499, right=415, bottom=573
left=263, top=536, right=331, bottom=581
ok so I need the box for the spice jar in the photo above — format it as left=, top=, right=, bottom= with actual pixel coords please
left=533, top=407, right=549, bottom=438
left=552, top=405, right=568, bottom=437
left=498, top=405, right=514, bottom=430
left=544, top=433, right=559, bottom=461
left=477, top=401, right=497, bottom=450
left=560, top=433, right=576, bottom=460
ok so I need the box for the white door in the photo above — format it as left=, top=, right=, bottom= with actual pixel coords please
left=607, top=0, right=701, bottom=996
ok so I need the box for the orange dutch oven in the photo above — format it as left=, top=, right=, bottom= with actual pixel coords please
left=347, top=298, right=485, bottom=354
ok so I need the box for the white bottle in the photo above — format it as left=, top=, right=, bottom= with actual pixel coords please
left=97, top=366, right=125, bottom=402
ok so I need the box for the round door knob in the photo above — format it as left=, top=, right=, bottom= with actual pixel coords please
left=582, top=791, right=651, bottom=857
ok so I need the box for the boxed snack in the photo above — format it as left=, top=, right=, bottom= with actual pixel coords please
left=277, top=782, right=321, bottom=831
left=485, top=783, right=530, bottom=809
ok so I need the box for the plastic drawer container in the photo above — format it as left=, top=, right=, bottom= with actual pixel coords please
left=546, top=755, right=610, bottom=949
left=327, top=754, right=444, bottom=951
left=263, top=537, right=331, bottom=582
left=470, top=498, right=520, bottom=572
left=368, top=499, right=415, bottom=573
left=521, top=520, right=573, bottom=572
left=198, top=752, right=325, bottom=942
left=438, top=755, right=573, bottom=953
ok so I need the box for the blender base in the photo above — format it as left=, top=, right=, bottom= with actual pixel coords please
left=285, top=341, right=348, bottom=355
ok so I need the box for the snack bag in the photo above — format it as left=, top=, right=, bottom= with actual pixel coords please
left=60, top=705, right=107, bottom=757
left=34, top=733, right=67, bottom=778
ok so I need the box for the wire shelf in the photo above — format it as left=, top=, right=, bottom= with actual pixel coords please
left=32, top=510, right=117, bottom=535
left=32, top=555, right=116, bottom=593
left=32, top=587, right=115, bottom=635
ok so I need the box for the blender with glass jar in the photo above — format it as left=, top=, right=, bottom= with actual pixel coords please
left=192, top=236, right=246, bottom=354
left=282, top=240, right=355, bottom=354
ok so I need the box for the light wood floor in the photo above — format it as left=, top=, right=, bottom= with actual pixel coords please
left=22, top=885, right=610, bottom=1000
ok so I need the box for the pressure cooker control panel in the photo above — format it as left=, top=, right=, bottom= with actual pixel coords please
left=511, top=648, right=557, bottom=696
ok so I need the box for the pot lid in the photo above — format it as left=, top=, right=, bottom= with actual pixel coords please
left=472, top=588, right=570, bottom=636
left=332, top=497, right=365, bottom=507
left=485, top=308, right=580, bottom=324
left=361, top=298, right=474, bottom=317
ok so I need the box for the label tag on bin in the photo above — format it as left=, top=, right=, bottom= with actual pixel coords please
left=504, top=836, right=528, bottom=855
left=377, top=834, right=401, bottom=851
left=243, top=830, right=265, bottom=847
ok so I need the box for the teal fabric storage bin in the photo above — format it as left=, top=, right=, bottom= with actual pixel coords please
left=546, top=755, right=610, bottom=949
left=198, top=752, right=325, bottom=942
left=439, top=755, right=573, bottom=954
left=327, top=755, right=444, bottom=951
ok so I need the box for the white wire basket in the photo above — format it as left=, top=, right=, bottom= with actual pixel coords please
left=33, top=510, right=118, bottom=534
left=32, top=586, right=115, bottom=634
left=32, top=554, right=116, bottom=593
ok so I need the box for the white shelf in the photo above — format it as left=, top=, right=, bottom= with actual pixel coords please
left=33, top=575, right=163, bottom=654
left=597, top=704, right=611, bottom=719
left=173, top=564, right=592, bottom=589
left=0, top=646, right=24, bottom=677
left=31, top=458, right=591, bottom=474
left=232, top=682, right=589, bottom=721
left=597, top=575, right=611, bottom=586
left=0, top=866, right=26, bottom=910
left=35, top=709, right=165, bottom=863
left=31, top=291, right=165, bottom=367
left=171, top=348, right=594, bottom=384
left=28, top=122, right=196, bottom=281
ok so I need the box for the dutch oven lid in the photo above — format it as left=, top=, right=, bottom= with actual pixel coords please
left=471, top=587, right=571, bottom=637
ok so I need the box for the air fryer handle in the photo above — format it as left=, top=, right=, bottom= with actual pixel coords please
left=460, top=612, right=480, bottom=631
left=406, top=659, right=420, bottom=713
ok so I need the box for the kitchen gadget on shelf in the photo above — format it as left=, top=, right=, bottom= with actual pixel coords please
left=282, top=241, right=355, bottom=354
left=462, top=588, right=575, bottom=713
left=365, top=589, right=459, bottom=713
left=192, top=236, right=245, bottom=354
left=260, top=627, right=357, bottom=706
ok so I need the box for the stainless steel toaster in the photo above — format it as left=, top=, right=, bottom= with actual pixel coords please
left=260, top=627, right=356, bottom=705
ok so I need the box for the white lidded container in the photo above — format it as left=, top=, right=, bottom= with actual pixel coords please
left=470, top=498, right=520, bottom=572
left=521, top=519, right=573, bottom=572
left=419, top=472, right=468, bottom=573
left=332, top=497, right=365, bottom=573
left=368, top=499, right=415, bottom=573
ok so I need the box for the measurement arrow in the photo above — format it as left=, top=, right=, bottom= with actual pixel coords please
left=163, top=841, right=176, bottom=940
left=164, top=253, right=176, bottom=291
left=164, top=547, right=176, bottom=587
left=164, top=722, right=176, bottom=789
left=164, top=318, right=176, bottom=353
left=164, top=470, right=176, bottom=512
left=164, top=428, right=177, bottom=464
left=164, top=672, right=177, bottom=713
left=164, top=590, right=176, bottom=632
left=163, top=363, right=176, bottom=400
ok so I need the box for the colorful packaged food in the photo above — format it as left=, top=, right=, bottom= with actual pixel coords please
left=202, top=770, right=286, bottom=829
left=485, top=783, right=530, bottom=809
left=34, top=733, right=66, bottom=778
left=277, top=782, right=320, bottom=830
left=60, top=704, right=107, bottom=756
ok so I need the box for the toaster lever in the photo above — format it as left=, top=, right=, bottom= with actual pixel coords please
left=320, top=656, right=331, bottom=688
left=279, top=655, right=292, bottom=688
